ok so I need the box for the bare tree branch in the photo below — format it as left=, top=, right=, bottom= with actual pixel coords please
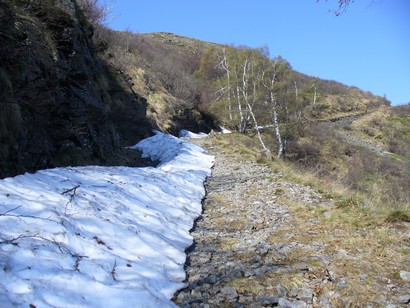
left=62, top=185, right=80, bottom=214
left=111, top=259, right=117, bottom=281
left=0, top=233, right=39, bottom=245
left=0, top=205, right=22, bottom=216
left=317, top=0, right=355, bottom=16
left=62, top=185, right=80, bottom=196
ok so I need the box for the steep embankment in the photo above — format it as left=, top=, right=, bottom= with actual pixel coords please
left=174, top=134, right=410, bottom=307
left=94, top=29, right=216, bottom=135
left=0, top=0, right=151, bottom=178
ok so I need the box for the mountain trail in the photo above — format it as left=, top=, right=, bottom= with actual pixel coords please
left=172, top=135, right=410, bottom=307
left=173, top=138, right=335, bottom=307
left=323, top=114, right=390, bottom=157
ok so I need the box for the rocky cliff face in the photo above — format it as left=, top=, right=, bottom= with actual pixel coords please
left=0, top=0, right=151, bottom=178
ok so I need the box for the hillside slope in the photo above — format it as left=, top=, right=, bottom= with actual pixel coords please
left=140, top=33, right=389, bottom=120
left=93, top=29, right=218, bottom=134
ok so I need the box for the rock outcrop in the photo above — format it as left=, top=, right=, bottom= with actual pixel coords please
left=0, top=0, right=151, bottom=178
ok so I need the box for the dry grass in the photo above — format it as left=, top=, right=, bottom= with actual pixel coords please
left=228, top=278, right=268, bottom=295
left=208, top=193, right=238, bottom=210
left=218, top=237, right=240, bottom=250
left=268, top=193, right=410, bottom=306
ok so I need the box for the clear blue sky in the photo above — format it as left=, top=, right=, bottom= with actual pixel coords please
left=106, top=0, right=410, bottom=105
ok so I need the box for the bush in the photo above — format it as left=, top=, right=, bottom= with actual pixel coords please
left=291, top=140, right=320, bottom=167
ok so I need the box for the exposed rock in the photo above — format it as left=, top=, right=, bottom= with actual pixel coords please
left=278, top=298, right=297, bottom=308
left=173, top=138, right=331, bottom=307
left=219, top=286, right=238, bottom=299
left=298, top=287, right=314, bottom=303
left=400, top=270, right=410, bottom=282
left=397, top=294, right=410, bottom=304
left=255, top=295, right=280, bottom=305
left=360, top=274, right=369, bottom=281
left=336, top=277, right=349, bottom=289
left=0, top=0, right=152, bottom=178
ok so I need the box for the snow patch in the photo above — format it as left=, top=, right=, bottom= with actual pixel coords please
left=0, top=131, right=214, bottom=307
left=178, top=129, right=208, bottom=139
left=219, top=126, right=232, bottom=134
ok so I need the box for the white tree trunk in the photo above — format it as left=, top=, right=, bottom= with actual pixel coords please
left=221, top=48, right=233, bottom=121
left=248, top=102, right=269, bottom=153
left=262, top=61, right=283, bottom=159
left=240, top=56, right=249, bottom=132
left=236, top=85, right=244, bottom=132
left=269, top=94, right=283, bottom=159
left=294, top=80, right=298, bottom=100
left=313, top=85, right=317, bottom=105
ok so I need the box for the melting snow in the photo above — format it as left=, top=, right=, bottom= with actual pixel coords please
left=0, top=131, right=214, bottom=307
left=178, top=129, right=208, bottom=139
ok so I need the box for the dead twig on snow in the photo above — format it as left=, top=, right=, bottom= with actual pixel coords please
left=62, top=185, right=80, bottom=214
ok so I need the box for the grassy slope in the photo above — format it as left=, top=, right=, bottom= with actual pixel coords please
left=94, top=30, right=219, bottom=133
left=97, top=31, right=390, bottom=133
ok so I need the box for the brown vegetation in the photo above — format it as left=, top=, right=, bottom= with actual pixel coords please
left=93, top=29, right=214, bottom=133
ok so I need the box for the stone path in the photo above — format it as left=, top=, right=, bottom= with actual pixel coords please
left=172, top=141, right=332, bottom=307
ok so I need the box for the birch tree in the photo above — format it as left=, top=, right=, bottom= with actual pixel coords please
left=246, top=49, right=270, bottom=153
left=216, top=48, right=233, bottom=121
left=198, top=45, right=303, bottom=157
left=262, top=58, right=285, bottom=158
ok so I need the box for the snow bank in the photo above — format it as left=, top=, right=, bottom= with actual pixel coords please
left=178, top=129, right=208, bottom=139
left=219, top=126, right=232, bottom=134
left=0, top=131, right=214, bottom=307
